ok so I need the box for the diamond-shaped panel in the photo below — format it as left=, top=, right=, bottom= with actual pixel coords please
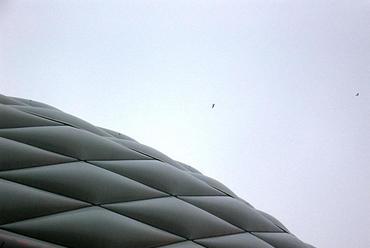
left=0, top=105, right=61, bottom=129
left=0, top=126, right=150, bottom=160
left=0, top=179, right=88, bottom=225
left=0, top=137, right=75, bottom=171
left=0, top=161, right=167, bottom=204
left=2, top=207, right=184, bottom=248
left=196, top=232, right=274, bottom=248
left=253, top=233, right=308, bottom=248
left=92, top=160, right=224, bottom=196
left=181, top=196, right=282, bottom=232
left=0, top=229, right=67, bottom=248
left=14, top=105, right=111, bottom=137
left=104, top=197, right=243, bottom=239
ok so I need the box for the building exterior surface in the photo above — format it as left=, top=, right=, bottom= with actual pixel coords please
left=0, top=94, right=314, bottom=248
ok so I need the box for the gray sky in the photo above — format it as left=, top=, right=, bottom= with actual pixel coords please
left=1, top=1, right=370, bottom=247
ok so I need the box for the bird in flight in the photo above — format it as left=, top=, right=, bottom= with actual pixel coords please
left=211, top=104, right=215, bottom=109
left=355, top=93, right=359, bottom=96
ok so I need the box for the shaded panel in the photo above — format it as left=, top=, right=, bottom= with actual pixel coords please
left=10, top=97, right=59, bottom=110
left=0, top=137, right=75, bottom=171
left=0, top=162, right=167, bottom=204
left=181, top=196, right=281, bottom=232
left=196, top=233, right=274, bottom=248
left=2, top=207, right=184, bottom=248
left=104, top=197, right=243, bottom=239
left=253, top=233, right=308, bottom=248
left=108, top=138, right=185, bottom=169
left=92, top=160, right=224, bottom=196
left=0, top=105, right=60, bottom=129
left=0, top=95, right=26, bottom=106
left=0, top=228, right=67, bottom=248
left=257, top=210, right=289, bottom=232
left=190, top=173, right=237, bottom=197
left=0, top=126, right=150, bottom=160
left=14, top=106, right=111, bottom=137
left=0, top=179, right=88, bottom=225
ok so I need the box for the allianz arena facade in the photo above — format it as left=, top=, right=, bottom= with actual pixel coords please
left=0, top=94, right=314, bottom=248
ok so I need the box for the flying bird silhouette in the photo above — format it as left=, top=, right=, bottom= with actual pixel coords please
left=355, top=93, right=359, bottom=96
left=212, top=104, right=215, bottom=109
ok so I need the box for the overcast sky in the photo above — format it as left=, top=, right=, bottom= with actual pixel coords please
left=1, top=1, right=370, bottom=247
